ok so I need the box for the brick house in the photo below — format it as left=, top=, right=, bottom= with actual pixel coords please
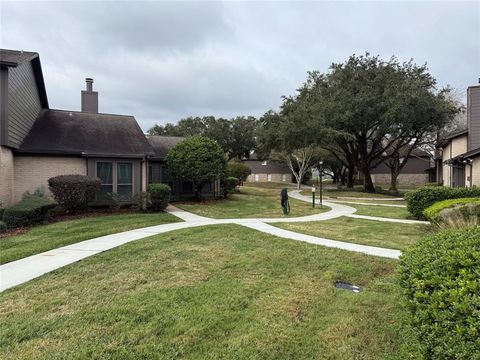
left=435, top=83, right=480, bottom=188
left=0, top=49, right=216, bottom=207
left=243, top=155, right=292, bottom=183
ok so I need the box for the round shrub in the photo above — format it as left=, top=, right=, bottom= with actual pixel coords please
left=221, top=176, right=239, bottom=198
left=405, top=186, right=480, bottom=219
left=227, top=160, right=251, bottom=183
left=424, top=198, right=480, bottom=222
left=0, top=221, right=6, bottom=233
left=2, top=195, right=56, bottom=228
left=48, top=175, right=101, bottom=213
left=398, top=226, right=480, bottom=359
left=147, top=183, right=171, bottom=211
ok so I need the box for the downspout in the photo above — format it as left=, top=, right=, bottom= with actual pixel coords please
left=449, top=144, right=452, bottom=187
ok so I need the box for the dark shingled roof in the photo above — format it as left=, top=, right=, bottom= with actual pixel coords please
left=0, top=49, right=39, bottom=67
left=243, top=159, right=290, bottom=173
left=16, top=109, right=154, bottom=158
left=147, top=136, right=185, bottom=160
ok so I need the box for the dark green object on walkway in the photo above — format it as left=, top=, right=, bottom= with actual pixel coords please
left=281, top=188, right=290, bottom=215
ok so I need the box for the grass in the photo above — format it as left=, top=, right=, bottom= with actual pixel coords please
left=177, top=185, right=330, bottom=219
left=275, top=217, right=432, bottom=250
left=350, top=204, right=414, bottom=220
left=0, top=212, right=179, bottom=265
left=301, top=188, right=402, bottom=199
left=0, top=225, right=422, bottom=359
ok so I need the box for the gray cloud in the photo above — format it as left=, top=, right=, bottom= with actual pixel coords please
left=1, top=1, right=478, bottom=131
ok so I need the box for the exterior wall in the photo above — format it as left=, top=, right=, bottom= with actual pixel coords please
left=246, top=173, right=292, bottom=183
left=467, top=86, right=480, bottom=151
left=7, top=61, right=42, bottom=148
left=0, top=146, right=14, bottom=207
left=371, top=173, right=429, bottom=186
left=13, top=156, right=86, bottom=203
left=469, top=157, right=480, bottom=187
left=441, top=135, right=469, bottom=187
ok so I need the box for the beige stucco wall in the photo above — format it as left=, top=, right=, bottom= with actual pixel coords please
left=247, top=173, right=292, bottom=183
left=442, top=135, right=468, bottom=187
left=372, top=173, right=429, bottom=186
left=13, top=156, right=87, bottom=203
left=0, top=146, right=15, bottom=207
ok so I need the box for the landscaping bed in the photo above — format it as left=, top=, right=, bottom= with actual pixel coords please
left=0, top=225, right=421, bottom=359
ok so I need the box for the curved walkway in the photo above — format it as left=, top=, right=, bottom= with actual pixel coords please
left=1, top=193, right=421, bottom=292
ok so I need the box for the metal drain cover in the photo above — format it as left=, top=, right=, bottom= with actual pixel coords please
left=335, top=281, right=363, bottom=293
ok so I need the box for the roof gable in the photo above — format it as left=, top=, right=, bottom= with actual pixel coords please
left=147, top=135, right=185, bottom=159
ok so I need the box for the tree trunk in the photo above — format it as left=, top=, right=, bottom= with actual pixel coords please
left=389, top=168, right=399, bottom=193
left=346, top=166, right=355, bottom=188
left=362, top=167, right=376, bottom=193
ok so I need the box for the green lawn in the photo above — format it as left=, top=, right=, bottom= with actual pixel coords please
left=275, top=217, right=432, bottom=250
left=330, top=198, right=407, bottom=205
left=350, top=204, right=414, bottom=220
left=0, top=212, right=179, bottom=265
left=0, top=225, right=421, bottom=359
left=301, top=188, right=403, bottom=199
left=177, top=185, right=330, bottom=219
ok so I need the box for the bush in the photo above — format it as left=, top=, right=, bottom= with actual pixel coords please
left=133, top=191, right=152, bottom=212
left=148, top=183, right=171, bottom=211
left=48, top=175, right=101, bottom=213
left=435, top=203, right=480, bottom=229
left=2, top=195, right=56, bottom=228
left=221, top=177, right=239, bottom=198
left=424, top=198, right=480, bottom=222
left=0, top=221, right=6, bottom=233
left=105, top=192, right=122, bottom=211
left=227, top=160, right=251, bottom=184
left=405, top=186, right=480, bottom=219
left=399, top=227, right=480, bottom=359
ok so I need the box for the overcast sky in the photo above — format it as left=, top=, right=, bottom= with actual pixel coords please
left=1, top=1, right=479, bottom=131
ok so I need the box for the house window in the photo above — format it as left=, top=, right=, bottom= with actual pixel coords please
left=254, top=174, right=259, bottom=182
left=96, top=161, right=133, bottom=201
left=262, top=160, right=267, bottom=165
left=97, top=162, right=113, bottom=201
left=282, top=174, right=287, bottom=182
left=117, top=162, right=133, bottom=199
left=267, top=174, right=272, bottom=181
left=148, top=165, right=153, bottom=183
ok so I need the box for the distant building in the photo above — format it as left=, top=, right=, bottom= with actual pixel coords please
left=370, top=149, right=433, bottom=186
left=243, top=155, right=292, bottom=183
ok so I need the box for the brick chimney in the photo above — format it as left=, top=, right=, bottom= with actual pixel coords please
left=81, top=78, right=98, bottom=113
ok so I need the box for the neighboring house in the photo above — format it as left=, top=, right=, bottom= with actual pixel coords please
left=243, top=155, right=292, bottom=183
left=0, top=48, right=214, bottom=207
left=370, top=149, right=433, bottom=186
left=147, top=135, right=220, bottom=200
left=436, top=83, right=480, bottom=188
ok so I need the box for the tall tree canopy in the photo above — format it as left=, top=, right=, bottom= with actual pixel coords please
left=283, top=54, right=458, bottom=192
left=148, top=116, right=258, bottom=160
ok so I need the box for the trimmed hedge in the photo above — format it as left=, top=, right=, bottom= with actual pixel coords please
left=2, top=195, right=56, bottom=228
left=399, top=226, right=480, bottom=359
left=424, top=198, right=480, bottom=221
left=48, top=175, right=101, bottom=212
left=147, top=183, right=171, bottom=211
left=405, top=186, right=480, bottom=219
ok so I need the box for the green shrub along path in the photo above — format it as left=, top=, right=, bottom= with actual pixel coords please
left=0, top=212, right=179, bottom=265
left=274, top=217, right=432, bottom=251
left=177, top=185, right=330, bottom=219
left=0, top=225, right=422, bottom=359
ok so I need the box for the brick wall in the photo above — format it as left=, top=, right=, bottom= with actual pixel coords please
left=372, top=173, right=429, bottom=186
left=471, top=157, right=480, bottom=187
left=0, top=146, right=14, bottom=207
left=13, top=156, right=87, bottom=203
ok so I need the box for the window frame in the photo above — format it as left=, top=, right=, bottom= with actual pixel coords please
left=95, top=160, right=134, bottom=201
